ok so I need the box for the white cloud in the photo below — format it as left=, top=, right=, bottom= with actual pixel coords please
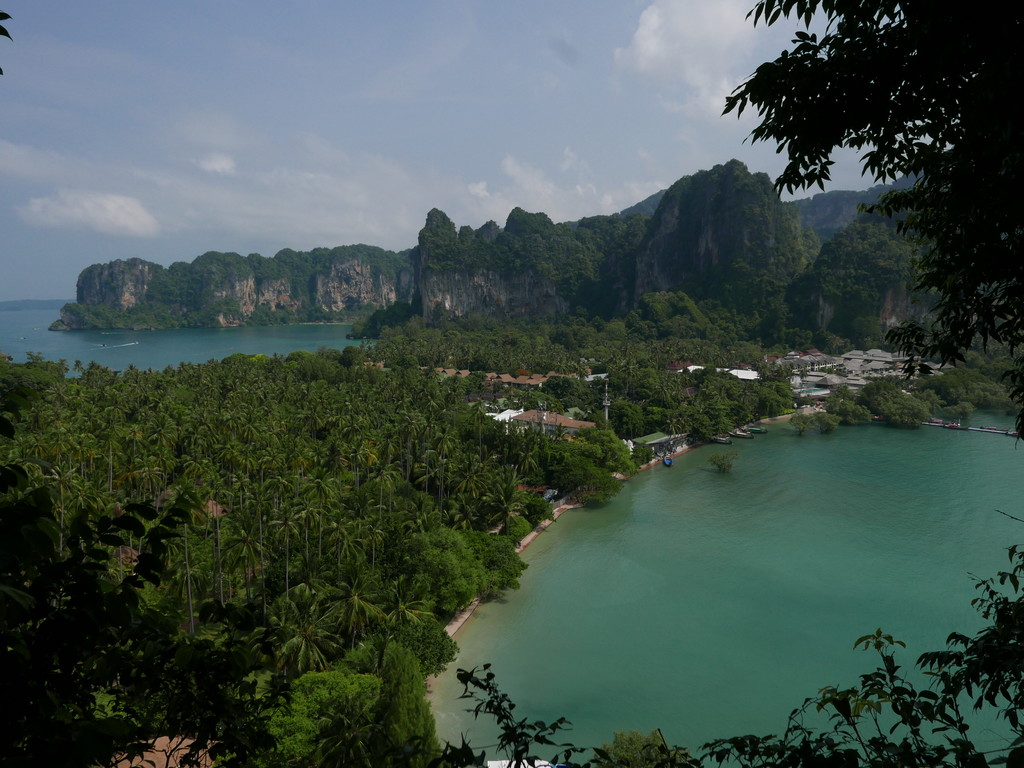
left=561, top=147, right=584, bottom=173
left=616, top=0, right=754, bottom=79
left=153, top=135, right=442, bottom=250
left=614, top=0, right=797, bottom=117
left=18, top=190, right=161, bottom=237
left=501, top=155, right=558, bottom=202
left=197, top=153, right=237, bottom=175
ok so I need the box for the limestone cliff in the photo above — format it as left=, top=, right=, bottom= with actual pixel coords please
left=75, top=258, right=158, bottom=311
left=315, top=259, right=413, bottom=313
left=629, top=160, right=816, bottom=310
left=784, top=218, right=924, bottom=345
left=419, top=268, right=568, bottom=322
left=56, top=246, right=414, bottom=330
left=412, top=208, right=575, bottom=323
left=54, top=163, right=925, bottom=340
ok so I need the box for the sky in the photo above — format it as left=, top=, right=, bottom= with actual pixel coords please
left=0, top=0, right=867, bottom=302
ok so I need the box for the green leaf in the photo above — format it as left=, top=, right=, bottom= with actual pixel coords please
left=0, top=583, right=36, bottom=611
left=111, top=515, right=145, bottom=537
left=832, top=696, right=853, bottom=723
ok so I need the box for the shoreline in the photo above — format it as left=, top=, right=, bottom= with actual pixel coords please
left=440, top=413, right=799, bottom=639
left=442, top=500, right=582, bottom=639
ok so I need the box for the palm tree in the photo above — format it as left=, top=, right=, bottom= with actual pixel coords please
left=162, top=493, right=208, bottom=633
left=384, top=579, right=433, bottom=627
left=269, top=501, right=302, bottom=595
left=271, top=583, right=344, bottom=676
left=337, top=567, right=385, bottom=646
left=483, top=466, right=526, bottom=534
left=224, top=509, right=263, bottom=601
left=324, top=516, right=364, bottom=570
left=453, top=453, right=487, bottom=500
left=442, top=497, right=475, bottom=531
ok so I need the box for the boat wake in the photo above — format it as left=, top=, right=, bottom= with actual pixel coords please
left=93, top=341, right=140, bottom=349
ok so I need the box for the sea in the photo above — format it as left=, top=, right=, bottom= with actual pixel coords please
left=429, top=420, right=1024, bottom=754
left=3, top=305, right=1022, bottom=756
left=0, top=306, right=362, bottom=370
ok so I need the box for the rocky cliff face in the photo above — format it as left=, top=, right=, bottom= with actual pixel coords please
left=75, top=258, right=157, bottom=310
left=256, top=277, right=302, bottom=314
left=315, top=259, right=413, bottom=312
left=784, top=218, right=922, bottom=344
left=412, top=208, right=573, bottom=323
left=630, top=160, right=814, bottom=309
left=419, top=269, right=568, bottom=322
left=206, top=275, right=304, bottom=326
left=59, top=248, right=414, bottom=329
left=878, top=284, right=924, bottom=331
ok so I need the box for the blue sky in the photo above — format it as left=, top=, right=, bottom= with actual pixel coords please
left=0, top=1, right=865, bottom=301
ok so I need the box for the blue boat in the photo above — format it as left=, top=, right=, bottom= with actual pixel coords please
left=663, top=457, right=674, bottom=467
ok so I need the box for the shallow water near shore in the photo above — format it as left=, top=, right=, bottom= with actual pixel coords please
left=430, top=420, right=1024, bottom=753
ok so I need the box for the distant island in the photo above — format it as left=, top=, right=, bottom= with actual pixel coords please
left=52, top=159, right=921, bottom=348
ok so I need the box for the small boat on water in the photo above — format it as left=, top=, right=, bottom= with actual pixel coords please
left=663, top=457, right=674, bottom=467
left=729, top=428, right=754, bottom=439
left=748, top=426, right=768, bottom=433
left=711, top=435, right=733, bottom=445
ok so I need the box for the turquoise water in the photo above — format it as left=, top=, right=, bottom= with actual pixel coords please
left=430, top=423, right=1024, bottom=752
left=0, top=308, right=362, bottom=369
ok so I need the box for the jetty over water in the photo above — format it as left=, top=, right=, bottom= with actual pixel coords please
left=922, top=418, right=1019, bottom=436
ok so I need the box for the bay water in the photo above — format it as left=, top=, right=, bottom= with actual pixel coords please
left=430, top=422, right=1024, bottom=753
left=0, top=307, right=362, bottom=370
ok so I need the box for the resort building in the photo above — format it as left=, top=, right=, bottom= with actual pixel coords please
left=839, top=348, right=911, bottom=376
left=633, top=431, right=688, bottom=456
left=510, top=410, right=596, bottom=435
left=767, top=349, right=842, bottom=372
left=681, top=364, right=761, bottom=381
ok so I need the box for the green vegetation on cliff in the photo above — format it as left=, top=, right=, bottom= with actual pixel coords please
left=57, top=246, right=412, bottom=331
left=786, top=218, right=921, bottom=349
left=416, top=206, right=640, bottom=312
left=635, top=160, right=818, bottom=312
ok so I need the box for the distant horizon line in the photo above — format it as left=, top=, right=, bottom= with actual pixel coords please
left=0, top=298, right=73, bottom=308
